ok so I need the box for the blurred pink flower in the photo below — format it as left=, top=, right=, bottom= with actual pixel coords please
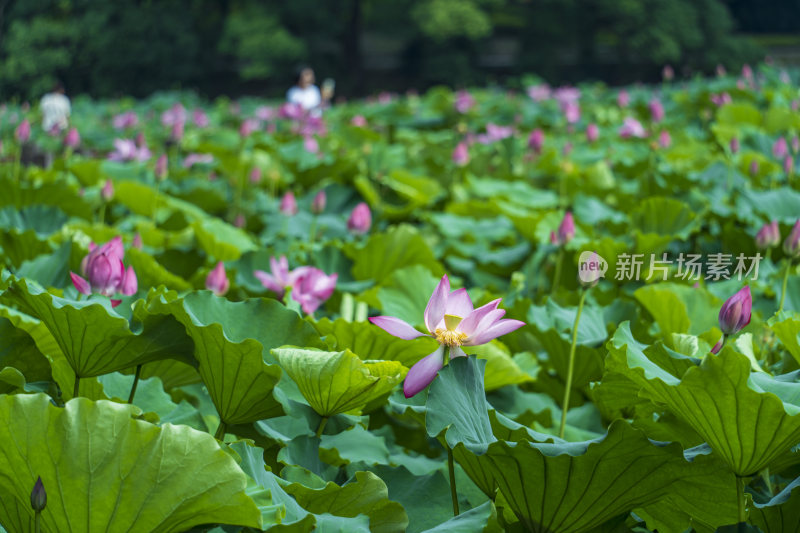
left=192, top=109, right=209, bottom=128
left=658, top=130, right=671, bottom=148
left=586, top=123, right=599, bottom=143
left=101, top=179, right=114, bottom=202
left=351, top=115, right=368, bottom=127
left=182, top=153, right=213, bottom=168
left=64, top=127, right=80, bottom=148
left=108, top=139, right=151, bottom=162
left=452, top=142, right=469, bottom=167
left=662, top=65, right=674, bottom=81
left=774, top=137, right=788, bottom=159
left=454, top=90, right=476, bottom=113
left=112, top=111, right=139, bottom=129
left=619, top=117, right=646, bottom=138
left=312, top=190, right=326, bottom=214
left=617, top=90, right=630, bottom=108
left=15, top=119, right=31, bottom=143
left=249, top=167, right=262, bottom=184
left=527, top=84, right=551, bottom=102
left=528, top=129, right=544, bottom=153
left=550, top=211, right=575, bottom=246
left=205, top=262, right=230, bottom=296
left=280, top=192, right=298, bottom=216
left=649, top=99, right=664, bottom=122
left=255, top=256, right=337, bottom=314
left=347, top=202, right=372, bottom=234
left=240, top=118, right=259, bottom=137
left=303, top=135, right=319, bottom=154
left=161, top=103, right=187, bottom=127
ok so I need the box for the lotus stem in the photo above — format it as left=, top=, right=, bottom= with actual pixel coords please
left=340, top=293, right=355, bottom=322
left=127, top=364, right=143, bottom=404
left=151, top=180, right=161, bottom=225
left=73, top=376, right=80, bottom=399
left=354, top=301, right=368, bottom=322
left=779, top=260, right=791, bottom=314
left=447, top=447, right=459, bottom=516
left=552, top=248, right=564, bottom=297
left=316, top=416, right=328, bottom=438
left=35, top=511, right=41, bottom=533
left=761, top=467, right=773, bottom=497
left=737, top=476, right=746, bottom=523
left=214, top=420, right=227, bottom=441
left=559, top=289, right=587, bottom=439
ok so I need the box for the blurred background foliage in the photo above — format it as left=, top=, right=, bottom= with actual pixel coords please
left=0, top=0, right=795, bottom=100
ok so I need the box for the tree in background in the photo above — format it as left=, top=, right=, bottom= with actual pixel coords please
left=0, top=0, right=766, bottom=100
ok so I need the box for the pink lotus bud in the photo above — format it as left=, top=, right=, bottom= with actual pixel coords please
left=649, top=99, right=664, bottom=122
left=132, top=233, right=143, bottom=249
left=452, top=142, right=469, bottom=167
left=742, top=64, right=753, bottom=80
left=351, top=115, right=367, bottom=127
left=70, top=272, right=91, bottom=295
left=234, top=214, right=246, bottom=228
left=749, top=159, right=759, bottom=177
left=586, top=123, right=599, bottom=143
left=15, top=119, right=31, bottom=143
left=617, top=90, right=630, bottom=108
left=280, top=192, right=298, bottom=216
left=86, top=254, right=124, bottom=296
left=64, top=127, right=80, bottom=148
left=774, top=137, right=788, bottom=159
left=552, top=211, right=575, bottom=246
left=101, top=179, right=114, bottom=202
left=249, top=167, right=262, bottom=184
left=528, top=129, right=544, bottom=153
left=347, top=202, right=372, bottom=234
left=239, top=119, right=258, bottom=138
left=658, top=130, right=671, bottom=148
left=303, top=136, right=319, bottom=154
left=205, top=262, right=230, bottom=296
left=155, top=154, right=168, bottom=181
left=785, top=155, right=794, bottom=176
left=563, top=102, right=580, bottom=124
left=454, top=90, right=476, bottom=113
left=135, top=132, right=146, bottom=147
left=120, top=265, right=138, bottom=296
left=755, top=220, right=780, bottom=250
left=716, top=64, right=727, bottom=77
left=718, top=286, right=751, bottom=336
left=784, top=219, right=800, bottom=258
left=662, top=65, right=675, bottom=81
left=312, top=190, right=326, bottom=214
left=711, top=337, right=723, bottom=354
left=171, top=122, right=184, bottom=142
left=730, top=137, right=739, bottom=154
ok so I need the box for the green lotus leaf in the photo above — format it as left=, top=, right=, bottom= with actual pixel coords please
left=0, top=229, right=53, bottom=268
left=283, top=470, right=409, bottom=533
left=145, top=290, right=323, bottom=425
left=0, top=177, right=93, bottom=220
left=607, top=322, right=800, bottom=476
left=467, top=340, right=533, bottom=391
left=193, top=217, right=257, bottom=261
left=313, top=317, right=438, bottom=367
left=750, top=476, right=800, bottom=532
left=272, top=347, right=406, bottom=417
left=419, top=501, right=496, bottom=533
left=349, top=225, right=444, bottom=285
left=125, top=247, right=192, bottom=291
left=0, top=317, right=52, bottom=393
left=0, top=277, right=193, bottom=380
left=234, top=441, right=373, bottom=532
left=768, top=312, right=800, bottom=366
left=319, top=424, right=391, bottom=467
left=426, top=356, right=495, bottom=454
left=456, top=420, right=736, bottom=533
left=0, top=393, right=266, bottom=532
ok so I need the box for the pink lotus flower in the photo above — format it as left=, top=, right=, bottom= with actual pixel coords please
left=586, top=124, right=599, bottom=143
left=718, top=286, right=751, bottom=337
left=161, top=103, right=187, bottom=127
left=70, top=237, right=137, bottom=306
left=550, top=211, right=575, bottom=246
left=716, top=64, right=727, bottom=77
left=749, top=160, right=759, bottom=177
left=171, top=121, right=184, bottom=142
left=182, top=153, right=213, bottom=168
left=785, top=155, right=794, bottom=176
left=279, top=103, right=305, bottom=121
left=254, top=256, right=337, bottom=314
left=730, top=137, right=740, bottom=154
left=454, top=90, right=475, bottom=113
left=662, top=65, right=674, bottom=81
left=132, top=233, right=143, bottom=249
left=784, top=220, right=800, bottom=258
left=312, top=190, right=326, bottom=214
left=477, top=123, right=513, bottom=144
left=617, top=90, right=630, bottom=108
left=711, top=93, right=732, bottom=107
left=255, top=106, right=277, bottom=121
left=658, top=130, right=671, bottom=148
left=303, top=135, right=319, bottom=154
left=755, top=221, right=780, bottom=250
left=64, top=127, right=80, bottom=148
left=155, top=154, right=168, bottom=180
left=742, top=64, right=753, bottom=80
left=192, top=109, right=209, bottom=128
left=527, top=84, right=551, bottom=102
left=240, top=119, right=259, bottom=138
left=108, top=139, right=151, bottom=162
left=234, top=214, right=246, bottom=228
left=280, top=192, right=298, bottom=216
left=649, top=99, right=664, bottom=122
left=774, top=137, right=788, bottom=159
left=15, top=119, right=31, bottom=143
left=553, top=87, right=580, bottom=106
left=112, top=111, right=138, bottom=130
left=249, top=167, right=262, bottom=184
left=370, top=274, right=525, bottom=397
left=452, top=142, right=469, bottom=167
left=347, top=202, right=372, bottom=234
left=528, top=129, right=545, bottom=153
left=101, top=179, right=114, bottom=202
left=350, top=115, right=368, bottom=127
left=205, top=262, right=230, bottom=296
left=563, top=102, right=580, bottom=124
left=619, top=117, right=646, bottom=138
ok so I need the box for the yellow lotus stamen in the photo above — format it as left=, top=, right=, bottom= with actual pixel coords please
left=434, top=328, right=468, bottom=347
left=444, top=314, right=462, bottom=331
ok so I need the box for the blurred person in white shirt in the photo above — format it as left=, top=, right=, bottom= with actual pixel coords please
left=286, top=67, right=333, bottom=116
left=40, top=82, right=71, bottom=133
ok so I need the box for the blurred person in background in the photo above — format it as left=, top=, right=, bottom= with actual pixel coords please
left=40, top=82, right=71, bottom=133
left=287, top=66, right=333, bottom=116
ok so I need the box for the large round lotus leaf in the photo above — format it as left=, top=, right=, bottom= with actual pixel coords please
left=272, top=347, right=406, bottom=416
left=0, top=393, right=269, bottom=532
